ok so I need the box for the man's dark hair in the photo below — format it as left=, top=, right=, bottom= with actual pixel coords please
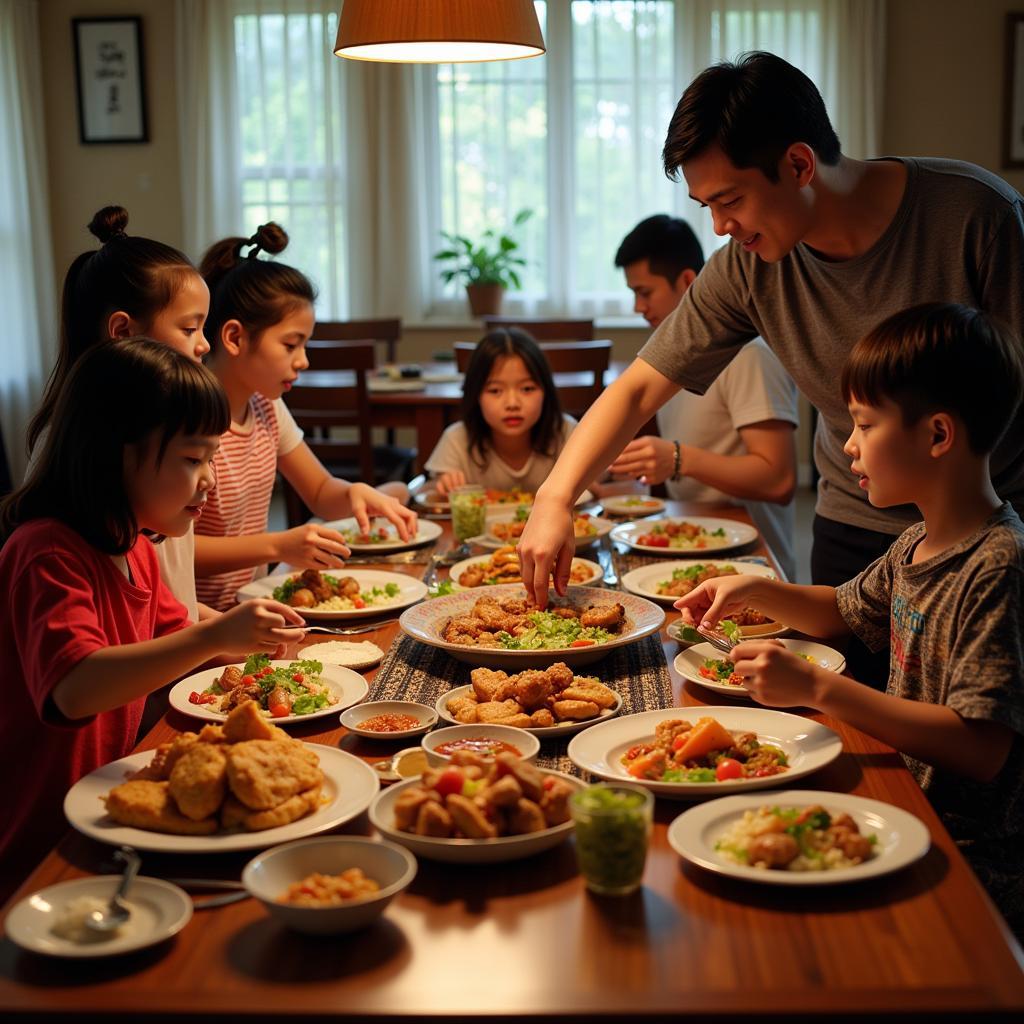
left=614, top=215, right=705, bottom=283
left=841, top=303, right=1024, bottom=457
left=663, top=51, right=841, bottom=182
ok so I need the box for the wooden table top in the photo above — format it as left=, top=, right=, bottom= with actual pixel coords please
left=1, top=502, right=1022, bottom=1022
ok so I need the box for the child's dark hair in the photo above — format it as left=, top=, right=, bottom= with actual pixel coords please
left=200, top=223, right=317, bottom=350
left=461, top=329, right=564, bottom=465
left=28, top=205, right=198, bottom=453
left=662, top=51, right=841, bottom=182
left=841, top=303, right=1024, bottom=456
left=3, top=340, right=229, bottom=553
left=614, top=214, right=705, bottom=282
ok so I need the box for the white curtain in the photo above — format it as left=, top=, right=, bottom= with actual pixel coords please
left=0, top=0, right=57, bottom=486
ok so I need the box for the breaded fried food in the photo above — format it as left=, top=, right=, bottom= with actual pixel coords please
left=470, top=666, right=512, bottom=703
left=133, top=733, right=200, bottom=781
left=417, top=799, right=454, bottom=837
left=197, top=724, right=226, bottom=744
left=559, top=679, right=618, bottom=709
left=492, top=713, right=533, bottom=728
left=540, top=778, right=574, bottom=825
left=512, top=669, right=552, bottom=710
left=243, top=785, right=321, bottom=831
left=447, top=793, right=498, bottom=838
left=552, top=699, right=600, bottom=721
left=544, top=662, right=574, bottom=691
left=104, top=780, right=218, bottom=835
left=455, top=705, right=480, bottom=724
left=476, top=699, right=524, bottom=723
left=529, top=708, right=556, bottom=728
left=226, top=739, right=322, bottom=810
left=507, top=797, right=547, bottom=834
left=496, top=753, right=545, bottom=802
left=223, top=699, right=286, bottom=743
left=168, top=743, right=228, bottom=821
left=580, top=602, right=625, bottom=631
left=220, top=795, right=249, bottom=829
left=445, top=694, right=479, bottom=717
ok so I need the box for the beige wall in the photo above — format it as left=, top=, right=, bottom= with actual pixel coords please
left=41, top=0, right=183, bottom=284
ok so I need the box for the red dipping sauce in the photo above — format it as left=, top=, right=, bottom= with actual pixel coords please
left=434, top=737, right=521, bottom=757
left=359, top=713, right=420, bottom=732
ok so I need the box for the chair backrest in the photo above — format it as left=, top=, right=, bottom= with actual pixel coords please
left=481, top=316, right=594, bottom=341
left=311, top=318, right=402, bottom=363
left=283, top=340, right=375, bottom=484
left=452, top=339, right=611, bottom=418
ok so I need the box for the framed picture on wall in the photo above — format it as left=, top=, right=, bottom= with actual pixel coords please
left=72, top=17, right=148, bottom=144
left=1003, top=12, right=1024, bottom=168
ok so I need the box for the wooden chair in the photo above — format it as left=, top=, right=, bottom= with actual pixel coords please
left=311, top=318, right=402, bottom=364
left=481, top=316, right=594, bottom=341
left=281, top=341, right=415, bottom=527
left=454, top=339, right=611, bottom=419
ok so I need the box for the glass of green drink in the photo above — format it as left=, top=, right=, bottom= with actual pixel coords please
left=448, top=484, right=487, bottom=553
left=569, top=784, right=653, bottom=895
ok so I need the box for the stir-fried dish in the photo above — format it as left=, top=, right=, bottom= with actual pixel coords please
left=620, top=716, right=789, bottom=783
left=272, top=569, right=400, bottom=611
left=715, top=804, right=877, bottom=871
left=636, top=520, right=729, bottom=550
left=441, top=595, right=627, bottom=650
left=189, top=653, right=336, bottom=718
left=490, top=508, right=599, bottom=542
left=456, top=546, right=594, bottom=588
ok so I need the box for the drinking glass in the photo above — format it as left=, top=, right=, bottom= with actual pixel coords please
left=569, top=784, right=653, bottom=895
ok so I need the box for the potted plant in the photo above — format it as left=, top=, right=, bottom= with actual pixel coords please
left=434, top=209, right=532, bottom=317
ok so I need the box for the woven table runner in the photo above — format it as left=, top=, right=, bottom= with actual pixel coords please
left=367, top=634, right=673, bottom=777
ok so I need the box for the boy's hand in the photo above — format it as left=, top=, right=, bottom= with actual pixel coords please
left=435, top=471, right=466, bottom=497
left=517, top=493, right=576, bottom=608
left=208, top=599, right=307, bottom=657
left=607, top=436, right=676, bottom=485
left=348, top=482, right=418, bottom=541
left=675, top=575, right=763, bottom=627
left=276, top=524, right=350, bottom=569
left=729, top=640, right=819, bottom=708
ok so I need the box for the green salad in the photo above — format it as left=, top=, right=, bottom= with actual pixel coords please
left=494, top=611, right=613, bottom=650
left=193, top=653, right=336, bottom=718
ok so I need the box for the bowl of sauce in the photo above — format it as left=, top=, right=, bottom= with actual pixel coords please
left=422, top=723, right=540, bottom=766
left=341, top=701, right=438, bottom=739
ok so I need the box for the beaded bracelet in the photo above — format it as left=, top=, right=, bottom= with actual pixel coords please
left=671, top=440, right=682, bottom=481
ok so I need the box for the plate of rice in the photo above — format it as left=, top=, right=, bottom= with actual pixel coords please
left=667, top=790, right=930, bottom=884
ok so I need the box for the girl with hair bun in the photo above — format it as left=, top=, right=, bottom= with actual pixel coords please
left=196, top=223, right=416, bottom=611
left=27, top=205, right=214, bottom=622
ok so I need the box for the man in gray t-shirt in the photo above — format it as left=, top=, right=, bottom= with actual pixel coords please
left=518, top=53, right=1024, bottom=688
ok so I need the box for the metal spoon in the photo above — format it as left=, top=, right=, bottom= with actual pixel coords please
left=85, top=846, right=140, bottom=934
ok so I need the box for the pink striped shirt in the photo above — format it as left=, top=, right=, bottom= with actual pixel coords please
left=196, top=395, right=303, bottom=611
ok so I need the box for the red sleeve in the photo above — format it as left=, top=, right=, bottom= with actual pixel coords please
left=10, top=552, right=111, bottom=721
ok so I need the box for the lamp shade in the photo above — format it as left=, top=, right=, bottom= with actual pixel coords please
left=335, top=0, right=546, bottom=64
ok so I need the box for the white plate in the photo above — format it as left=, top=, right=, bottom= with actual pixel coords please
left=412, top=489, right=595, bottom=514
left=476, top=512, right=615, bottom=550
left=399, top=583, right=665, bottom=668
left=320, top=516, right=442, bottom=553
left=667, top=618, right=789, bottom=644
left=340, top=700, right=438, bottom=739
left=567, top=706, right=842, bottom=799
left=64, top=745, right=379, bottom=854
left=667, top=790, right=931, bottom=885
left=611, top=517, right=759, bottom=555
left=236, top=569, right=428, bottom=620
left=369, top=770, right=585, bottom=863
left=435, top=683, right=623, bottom=738
left=600, top=494, right=666, bottom=516
left=675, top=640, right=847, bottom=698
left=368, top=378, right=427, bottom=393
left=168, top=661, right=369, bottom=725
left=621, top=559, right=776, bottom=606
left=448, top=554, right=603, bottom=589
left=5, top=876, right=193, bottom=958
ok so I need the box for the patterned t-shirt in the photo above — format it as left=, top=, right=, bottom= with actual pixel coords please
left=836, top=504, right=1024, bottom=921
left=195, top=395, right=303, bottom=611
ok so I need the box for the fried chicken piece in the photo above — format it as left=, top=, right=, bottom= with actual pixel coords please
left=471, top=667, right=512, bottom=703
left=477, top=699, right=524, bottom=723
left=500, top=598, right=530, bottom=615
left=512, top=670, right=552, bottom=710
left=529, top=708, right=556, bottom=728
left=449, top=750, right=490, bottom=771
left=455, top=705, right=480, bottom=724
left=544, top=662, right=574, bottom=692
left=560, top=679, right=618, bottom=709
left=480, top=774, right=523, bottom=808
left=220, top=795, right=250, bottom=829
left=394, top=787, right=437, bottom=831
left=447, top=793, right=498, bottom=838
left=472, top=596, right=527, bottom=634
left=495, top=753, right=544, bottom=802
left=218, top=665, right=244, bottom=689
left=104, top=780, right=218, bottom=835
left=507, top=797, right=547, bottom=834
left=416, top=799, right=454, bottom=837
left=460, top=566, right=487, bottom=588
left=168, top=742, right=228, bottom=821
left=197, top=724, right=226, bottom=744
left=580, top=603, right=625, bottom=632
left=221, top=683, right=261, bottom=712
left=223, top=700, right=281, bottom=743
left=446, top=694, right=479, bottom=717
left=442, top=616, right=484, bottom=644
left=244, top=785, right=321, bottom=831
left=226, top=739, right=322, bottom=810
left=492, top=713, right=533, bottom=729
left=552, top=699, right=600, bottom=721
left=540, top=778, right=574, bottom=825
left=298, top=568, right=333, bottom=604
left=549, top=606, right=579, bottom=620
left=146, top=733, right=200, bottom=781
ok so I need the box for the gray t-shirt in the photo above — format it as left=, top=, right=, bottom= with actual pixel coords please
left=639, top=158, right=1024, bottom=535
left=836, top=504, right=1024, bottom=916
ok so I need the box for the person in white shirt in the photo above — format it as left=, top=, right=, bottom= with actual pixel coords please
left=607, top=214, right=799, bottom=578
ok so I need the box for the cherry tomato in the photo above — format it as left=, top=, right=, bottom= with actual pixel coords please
left=188, top=691, right=217, bottom=705
left=259, top=667, right=274, bottom=677
left=570, top=638, right=595, bottom=648
left=640, top=534, right=669, bottom=548
left=352, top=597, right=366, bottom=609
left=715, top=758, right=743, bottom=781
left=434, top=767, right=465, bottom=797
left=292, top=673, right=304, bottom=683
left=241, top=674, right=255, bottom=687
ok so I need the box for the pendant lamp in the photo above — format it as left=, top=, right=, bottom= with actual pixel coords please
left=334, top=0, right=546, bottom=64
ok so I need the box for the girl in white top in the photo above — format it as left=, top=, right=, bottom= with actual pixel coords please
left=425, top=329, right=580, bottom=496
left=26, top=205, right=214, bottom=622
left=195, top=224, right=417, bottom=611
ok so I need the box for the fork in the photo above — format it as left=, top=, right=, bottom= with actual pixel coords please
left=695, top=623, right=737, bottom=655
left=283, top=619, right=398, bottom=636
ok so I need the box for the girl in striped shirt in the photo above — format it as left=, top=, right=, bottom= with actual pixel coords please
left=195, top=224, right=417, bottom=611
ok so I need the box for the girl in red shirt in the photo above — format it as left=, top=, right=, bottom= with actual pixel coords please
left=0, top=340, right=305, bottom=901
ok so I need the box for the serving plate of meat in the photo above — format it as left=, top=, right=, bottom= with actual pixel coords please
left=399, top=583, right=665, bottom=668
left=236, top=568, right=428, bottom=620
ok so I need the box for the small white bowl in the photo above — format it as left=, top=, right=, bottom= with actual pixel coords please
left=340, top=700, right=438, bottom=739
left=421, top=723, right=540, bottom=768
left=242, top=836, right=417, bottom=935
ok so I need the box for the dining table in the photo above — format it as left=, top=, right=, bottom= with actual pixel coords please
left=1, top=500, right=1022, bottom=1022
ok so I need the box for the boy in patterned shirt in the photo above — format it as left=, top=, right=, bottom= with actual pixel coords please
left=676, top=303, right=1024, bottom=935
